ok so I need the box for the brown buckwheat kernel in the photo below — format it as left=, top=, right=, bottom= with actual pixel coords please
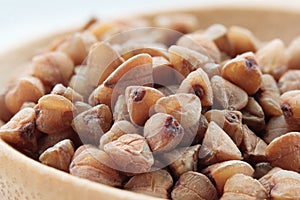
left=171, top=171, right=218, bottom=200
left=5, top=76, right=45, bottom=114
left=86, top=42, right=124, bottom=86
left=39, top=139, right=74, bottom=172
left=144, top=113, right=184, bottom=153
left=160, top=144, right=201, bottom=179
left=89, top=53, right=153, bottom=108
left=0, top=108, right=38, bottom=152
left=205, top=109, right=243, bottom=146
left=177, top=33, right=221, bottom=63
left=240, top=125, right=267, bottom=163
left=255, top=74, right=282, bottom=116
left=286, top=36, right=300, bottom=69
left=125, top=86, right=164, bottom=126
left=99, top=120, right=137, bottom=150
left=241, top=97, right=265, bottom=133
left=35, top=94, right=75, bottom=135
left=211, top=75, right=248, bottom=110
left=266, top=132, right=300, bottom=172
left=177, top=68, right=213, bottom=106
left=70, top=145, right=125, bottom=187
left=168, top=45, right=214, bottom=78
left=56, top=31, right=97, bottom=65
left=221, top=52, right=262, bottom=95
left=124, top=170, right=173, bottom=199
left=103, top=134, right=154, bottom=173
left=113, top=95, right=130, bottom=122
left=31, top=52, right=74, bottom=88
left=72, top=104, right=112, bottom=146
left=280, top=90, right=300, bottom=119
left=202, top=160, right=254, bottom=194
left=220, top=173, right=268, bottom=200
left=198, top=121, right=242, bottom=166
left=278, top=70, right=300, bottom=93
left=227, top=26, right=260, bottom=57
left=269, top=169, right=300, bottom=199
left=264, top=115, right=300, bottom=144
left=51, top=84, right=83, bottom=102
left=256, top=39, right=287, bottom=80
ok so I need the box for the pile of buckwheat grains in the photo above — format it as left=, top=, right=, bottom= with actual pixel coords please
left=1, top=13, right=300, bottom=200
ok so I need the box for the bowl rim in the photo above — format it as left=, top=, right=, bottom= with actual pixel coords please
left=0, top=139, right=160, bottom=200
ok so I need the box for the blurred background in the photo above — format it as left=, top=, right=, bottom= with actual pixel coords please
left=0, top=0, right=218, bottom=51
left=1, top=0, right=298, bottom=51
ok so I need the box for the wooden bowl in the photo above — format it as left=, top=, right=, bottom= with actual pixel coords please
left=1, top=2, right=300, bottom=200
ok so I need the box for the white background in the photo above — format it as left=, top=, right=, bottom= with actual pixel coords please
left=0, top=0, right=222, bottom=50
left=1, top=0, right=299, bottom=51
